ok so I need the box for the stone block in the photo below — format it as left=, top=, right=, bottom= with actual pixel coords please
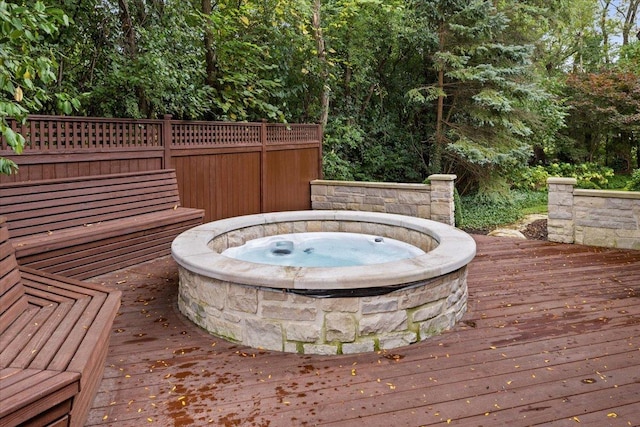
left=277, top=222, right=294, bottom=234
left=311, top=184, right=327, bottom=196
left=321, top=221, right=340, bottom=232
left=312, top=201, right=333, bottom=210
left=340, top=221, right=363, bottom=233
left=227, top=286, right=258, bottom=313
left=399, top=280, right=451, bottom=309
left=385, top=203, right=417, bottom=216
left=204, top=316, right=243, bottom=343
left=342, top=341, right=375, bottom=354
left=398, top=191, right=429, bottom=205
left=261, top=302, right=317, bottom=321
left=284, top=342, right=300, bottom=353
left=362, top=297, right=399, bottom=314
left=325, top=312, right=356, bottom=342
left=244, top=318, right=283, bottom=351
left=378, top=331, right=418, bottom=349
left=293, top=221, right=308, bottom=233
left=548, top=192, right=573, bottom=207
left=306, top=221, right=323, bottom=232
left=303, top=343, right=338, bottom=355
left=286, top=323, right=321, bottom=342
left=359, top=311, right=407, bottom=335
left=419, top=311, right=455, bottom=338
left=417, top=205, right=431, bottom=219
left=199, top=280, right=227, bottom=310
left=364, top=196, right=385, bottom=206
left=320, top=298, right=359, bottom=313
left=411, top=300, right=445, bottom=322
left=262, top=289, right=289, bottom=301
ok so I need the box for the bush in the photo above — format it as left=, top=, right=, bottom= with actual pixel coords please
left=508, top=165, right=549, bottom=191
left=626, top=169, right=640, bottom=191
left=545, top=162, right=614, bottom=189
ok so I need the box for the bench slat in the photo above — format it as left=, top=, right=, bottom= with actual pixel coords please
left=0, top=302, right=75, bottom=368
left=22, top=216, right=203, bottom=279
left=0, top=368, right=80, bottom=427
left=0, top=219, right=121, bottom=427
left=1, top=170, right=184, bottom=238
left=4, top=188, right=182, bottom=238
left=0, top=169, right=204, bottom=279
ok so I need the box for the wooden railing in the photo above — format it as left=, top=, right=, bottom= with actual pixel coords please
left=1, top=115, right=323, bottom=222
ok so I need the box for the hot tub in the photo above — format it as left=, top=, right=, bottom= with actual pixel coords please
left=171, top=210, right=476, bottom=354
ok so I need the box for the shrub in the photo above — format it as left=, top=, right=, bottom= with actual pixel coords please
left=545, top=162, right=614, bottom=189
left=626, top=169, right=640, bottom=191
left=509, top=165, right=549, bottom=191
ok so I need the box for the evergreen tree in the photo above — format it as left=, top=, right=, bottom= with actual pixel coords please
left=408, top=0, right=558, bottom=194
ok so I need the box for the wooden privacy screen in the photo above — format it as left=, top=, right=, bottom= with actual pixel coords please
left=0, top=115, right=322, bottom=222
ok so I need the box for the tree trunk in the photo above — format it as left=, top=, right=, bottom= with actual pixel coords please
left=432, top=23, right=447, bottom=174
left=621, top=0, right=640, bottom=45
left=118, top=0, right=150, bottom=117
left=312, top=0, right=329, bottom=128
left=599, top=0, right=612, bottom=64
left=118, top=0, right=137, bottom=57
left=202, top=0, right=219, bottom=88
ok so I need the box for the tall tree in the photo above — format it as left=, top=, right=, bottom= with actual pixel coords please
left=408, top=0, right=557, bottom=194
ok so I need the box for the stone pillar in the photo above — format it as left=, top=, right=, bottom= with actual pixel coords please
left=547, top=177, right=576, bottom=243
left=428, top=174, right=457, bottom=226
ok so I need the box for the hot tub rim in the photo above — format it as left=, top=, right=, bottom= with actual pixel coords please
left=171, top=210, right=476, bottom=290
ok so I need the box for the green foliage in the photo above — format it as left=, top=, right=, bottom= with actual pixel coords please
left=545, top=162, right=614, bottom=189
left=605, top=174, right=631, bottom=190
left=1, top=0, right=637, bottom=190
left=453, top=186, right=462, bottom=227
left=508, top=165, right=549, bottom=191
left=407, top=0, right=564, bottom=193
left=625, top=170, right=640, bottom=192
left=0, top=0, right=68, bottom=174
left=460, top=190, right=547, bottom=231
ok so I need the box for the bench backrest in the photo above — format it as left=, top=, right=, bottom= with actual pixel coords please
left=0, top=217, right=28, bottom=335
left=0, top=169, right=184, bottom=239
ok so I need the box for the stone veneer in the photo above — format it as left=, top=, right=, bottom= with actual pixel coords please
left=548, top=177, right=640, bottom=249
left=178, top=267, right=467, bottom=355
left=172, top=211, right=476, bottom=355
left=311, top=174, right=457, bottom=226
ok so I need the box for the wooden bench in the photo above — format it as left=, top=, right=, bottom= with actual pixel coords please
left=1, top=217, right=121, bottom=427
left=0, top=169, right=205, bottom=279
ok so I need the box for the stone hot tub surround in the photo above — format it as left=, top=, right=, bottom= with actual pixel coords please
left=172, top=210, right=476, bottom=355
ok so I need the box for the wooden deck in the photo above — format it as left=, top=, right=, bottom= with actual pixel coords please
left=85, top=235, right=640, bottom=426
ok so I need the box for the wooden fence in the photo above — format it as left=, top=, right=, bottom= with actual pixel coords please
left=0, top=115, right=322, bottom=222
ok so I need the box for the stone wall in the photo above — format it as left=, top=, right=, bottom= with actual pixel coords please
left=547, top=177, right=640, bottom=249
left=178, top=266, right=468, bottom=355
left=311, top=174, right=457, bottom=226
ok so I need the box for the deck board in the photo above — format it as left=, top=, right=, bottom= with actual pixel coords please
left=86, top=235, right=640, bottom=426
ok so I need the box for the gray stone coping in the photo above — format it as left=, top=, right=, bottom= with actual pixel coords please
left=547, top=177, right=577, bottom=185
left=171, top=210, right=476, bottom=291
left=311, top=179, right=429, bottom=191
left=574, top=189, right=640, bottom=200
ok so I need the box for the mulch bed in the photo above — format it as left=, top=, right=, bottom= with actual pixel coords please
left=521, top=219, right=548, bottom=240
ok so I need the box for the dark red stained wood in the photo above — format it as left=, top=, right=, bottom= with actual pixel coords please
left=0, top=170, right=205, bottom=279
left=0, top=368, right=80, bottom=427
left=0, top=219, right=122, bottom=427
left=2, top=116, right=321, bottom=220
left=82, top=236, right=640, bottom=426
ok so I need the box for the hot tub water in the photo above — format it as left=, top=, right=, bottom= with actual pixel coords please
left=222, top=232, right=426, bottom=267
